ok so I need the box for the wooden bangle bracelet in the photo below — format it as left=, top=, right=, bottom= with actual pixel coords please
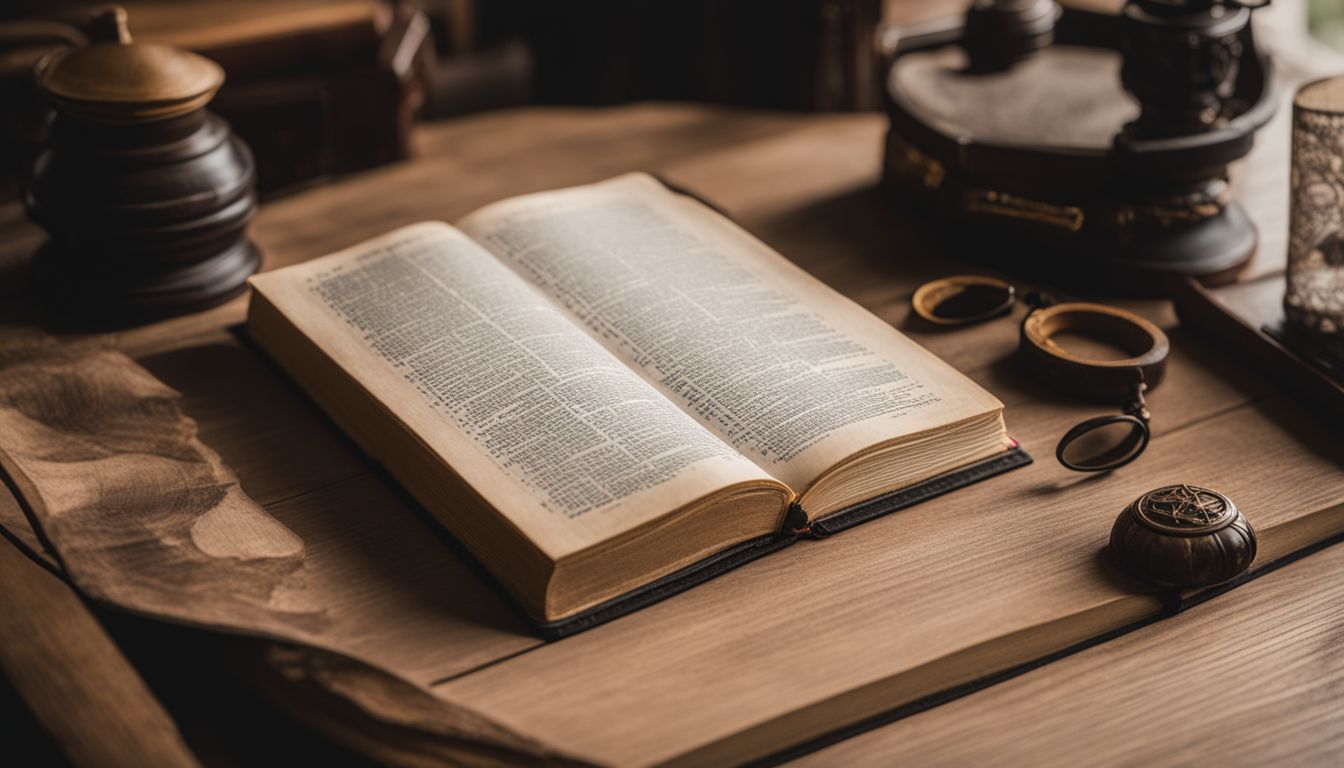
left=911, top=275, right=1016, bottom=325
left=1019, top=302, right=1169, bottom=399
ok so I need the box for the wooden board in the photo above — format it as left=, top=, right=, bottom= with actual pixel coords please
left=0, top=535, right=198, bottom=767
left=1178, top=274, right=1344, bottom=430
left=789, top=537, right=1344, bottom=766
left=433, top=397, right=1344, bottom=766
left=1, top=97, right=1342, bottom=764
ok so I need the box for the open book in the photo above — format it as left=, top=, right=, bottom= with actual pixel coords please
left=247, top=174, right=1025, bottom=634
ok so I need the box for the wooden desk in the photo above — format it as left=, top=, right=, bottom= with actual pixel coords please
left=1, top=99, right=1342, bottom=765
left=793, top=536, right=1344, bottom=766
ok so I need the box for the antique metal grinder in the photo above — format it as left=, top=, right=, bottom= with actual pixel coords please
left=882, top=0, right=1277, bottom=293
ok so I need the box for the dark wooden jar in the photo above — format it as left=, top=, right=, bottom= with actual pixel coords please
left=24, top=7, right=260, bottom=324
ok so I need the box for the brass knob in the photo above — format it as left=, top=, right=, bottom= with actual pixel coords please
left=1109, top=484, right=1256, bottom=588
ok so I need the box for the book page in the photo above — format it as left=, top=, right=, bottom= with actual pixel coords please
left=251, top=222, right=783, bottom=557
left=458, top=174, right=1004, bottom=491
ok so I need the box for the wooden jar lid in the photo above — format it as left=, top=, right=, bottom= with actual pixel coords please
left=35, top=6, right=223, bottom=123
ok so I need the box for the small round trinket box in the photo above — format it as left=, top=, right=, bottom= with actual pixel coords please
left=1109, top=484, right=1256, bottom=589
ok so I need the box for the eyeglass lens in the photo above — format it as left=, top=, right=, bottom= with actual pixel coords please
left=930, top=283, right=1015, bottom=322
left=1056, top=414, right=1150, bottom=472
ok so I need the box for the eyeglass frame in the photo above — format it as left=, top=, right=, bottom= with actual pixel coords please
left=911, top=275, right=1169, bottom=473
left=1054, top=371, right=1152, bottom=472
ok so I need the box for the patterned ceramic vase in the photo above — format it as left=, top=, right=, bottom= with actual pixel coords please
left=1286, top=77, right=1344, bottom=336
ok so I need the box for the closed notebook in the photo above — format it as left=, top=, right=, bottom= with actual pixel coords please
left=247, top=173, right=1028, bottom=637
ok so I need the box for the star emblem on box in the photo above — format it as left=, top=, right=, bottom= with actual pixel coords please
left=1135, top=484, right=1234, bottom=533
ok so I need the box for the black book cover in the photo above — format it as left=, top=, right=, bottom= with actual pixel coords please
left=535, top=445, right=1031, bottom=639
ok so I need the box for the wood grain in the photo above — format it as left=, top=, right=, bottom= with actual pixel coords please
left=0, top=341, right=581, bottom=763
left=0, top=482, right=51, bottom=566
left=2, top=102, right=1337, bottom=760
left=0, top=341, right=319, bottom=638
left=0, top=60, right=1339, bottom=764
left=245, top=643, right=592, bottom=767
left=434, top=395, right=1344, bottom=766
left=0, top=538, right=198, bottom=768
left=0, top=340, right=535, bottom=686
left=790, top=538, right=1344, bottom=767
left=0, top=105, right=812, bottom=361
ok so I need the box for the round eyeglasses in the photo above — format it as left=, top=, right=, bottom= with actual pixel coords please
left=1055, top=373, right=1151, bottom=472
left=913, top=275, right=1169, bottom=473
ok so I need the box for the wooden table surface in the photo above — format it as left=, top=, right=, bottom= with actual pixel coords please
left=794, top=536, right=1344, bottom=766
left=2, top=66, right=1343, bottom=765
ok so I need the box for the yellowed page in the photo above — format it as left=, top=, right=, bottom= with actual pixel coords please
left=458, top=173, right=1006, bottom=491
left=249, top=222, right=781, bottom=561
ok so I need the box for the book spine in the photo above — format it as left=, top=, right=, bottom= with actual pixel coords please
left=782, top=502, right=811, bottom=536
